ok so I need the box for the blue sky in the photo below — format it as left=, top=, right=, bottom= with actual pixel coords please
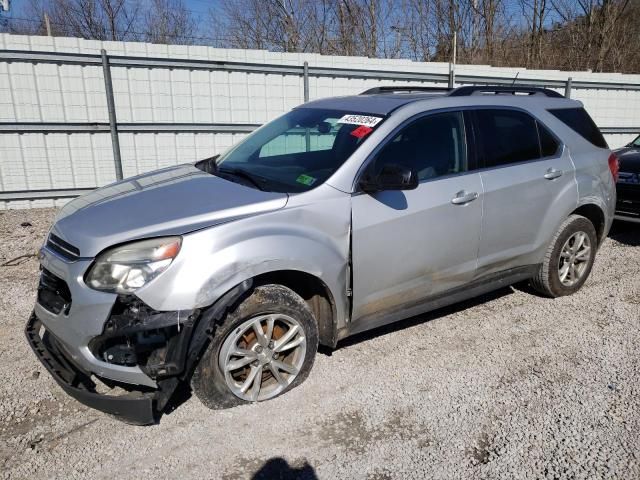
left=183, top=0, right=221, bottom=36
left=0, top=0, right=223, bottom=37
left=2, top=0, right=222, bottom=21
left=184, top=0, right=221, bottom=17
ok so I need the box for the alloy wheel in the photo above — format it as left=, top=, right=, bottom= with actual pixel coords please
left=558, top=231, right=592, bottom=287
left=218, top=313, right=307, bottom=402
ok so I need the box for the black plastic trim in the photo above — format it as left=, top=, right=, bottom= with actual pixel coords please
left=46, top=233, right=80, bottom=261
left=449, top=86, right=564, bottom=98
left=180, top=279, right=254, bottom=381
left=361, top=86, right=452, bottom=95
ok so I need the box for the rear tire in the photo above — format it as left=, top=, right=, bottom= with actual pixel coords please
left=191, top=284, right=318, bottom=410
left=530, top=214, right=597, bottom=297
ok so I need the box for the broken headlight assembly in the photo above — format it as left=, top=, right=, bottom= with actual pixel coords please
left=85, top=237, right=181, bottom=294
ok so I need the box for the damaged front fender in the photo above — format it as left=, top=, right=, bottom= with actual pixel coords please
left=133, top=185, right=352, bottom=332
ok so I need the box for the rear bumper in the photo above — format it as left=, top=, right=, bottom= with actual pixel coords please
left=26, top=312, right=158, bottom=425
left=615, top=214, right=640, bottom=224
left=615, top=184, right=640, bottom=222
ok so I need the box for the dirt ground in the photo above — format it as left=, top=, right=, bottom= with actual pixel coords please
left=0, top=208, right=639, bottom=479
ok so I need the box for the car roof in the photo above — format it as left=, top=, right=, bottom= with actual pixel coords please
left=296, top=87, right=579, bottom=116
left=298, top=92, right=448, bottom=116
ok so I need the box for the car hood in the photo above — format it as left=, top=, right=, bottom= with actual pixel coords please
left=614, top=147, right=640, bottom=173
left=50, top=164, right=288, bottom=257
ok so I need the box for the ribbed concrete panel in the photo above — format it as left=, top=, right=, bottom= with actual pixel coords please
left=0, top=134, right=28, bottom=190
left=604, top=134, right=637, bottom=148
left=9, top=62, right=40, bottom=121
left=33, top=63, right=66, bottom=121
left=68, top=134, right=104, bottom=187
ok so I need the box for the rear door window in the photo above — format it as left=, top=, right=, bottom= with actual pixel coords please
left=474, top=109, right=541, bottom=167
left=548, top=107, right=607, bottom=148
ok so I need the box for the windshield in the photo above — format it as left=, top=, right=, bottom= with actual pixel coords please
left=215, top=108, right=386, bottom=193
left=633, top=135, right=640, bottom=147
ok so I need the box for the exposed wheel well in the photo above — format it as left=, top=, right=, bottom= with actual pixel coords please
left=252, top=270, right=337, bottom=348
left=572, top=204, right=606, bottom=244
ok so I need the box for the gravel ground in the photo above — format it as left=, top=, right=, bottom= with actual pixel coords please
left=0, top=208, right=639, bottom=480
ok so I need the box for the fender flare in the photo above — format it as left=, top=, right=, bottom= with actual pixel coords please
left=180, top=279, right=254, bottom=382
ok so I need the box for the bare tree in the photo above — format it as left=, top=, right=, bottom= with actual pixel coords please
left=516, top=0, right=551, bottom=68
left=469, top=0, right=509, bottom=64
left=143, top=0, right=196, bottom=44
left=2, top=0, right=141, bottom=40
left=216, top=0, right=306, bottom=52
left=399, top=0, right=433, bottom=61
left=45, top=0, right=140, bottom=41
left=2, top=0, right=53, bottom=35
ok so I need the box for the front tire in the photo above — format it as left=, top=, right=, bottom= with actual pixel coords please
left=530, top=214, right=597, bottom=297
left=191, top=284, right=318, bottom=410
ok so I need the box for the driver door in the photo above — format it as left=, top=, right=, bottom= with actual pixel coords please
left=350, top=111, right=483, bottom=329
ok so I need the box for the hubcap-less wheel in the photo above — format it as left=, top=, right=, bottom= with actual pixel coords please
left=558, top=231, right=592, bottom=287
left=218, top=314, right=307, bottom=402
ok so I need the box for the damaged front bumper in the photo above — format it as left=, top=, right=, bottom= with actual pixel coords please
left=25, top=313, right=173, bottom=425
left=34, top=246, right=159, bottom=389
left=29, top=245, right=202, bottom=424
left=28, top=243, right=251, bottom=424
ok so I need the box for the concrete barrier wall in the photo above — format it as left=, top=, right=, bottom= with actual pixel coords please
left=1, top=33, right=639, bottom=208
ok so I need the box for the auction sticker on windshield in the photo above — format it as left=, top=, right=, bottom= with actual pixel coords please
left=296, top=174, right=317, bottom=186
left=337, top=114, right=383, bottom=128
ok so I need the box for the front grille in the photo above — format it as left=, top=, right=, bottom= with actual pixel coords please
left=46, top=233, right=80, bottom=261
left=37, top=268, right=72, bottom=315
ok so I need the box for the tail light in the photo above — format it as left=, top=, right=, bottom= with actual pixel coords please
left=608, top=153, right=619, bottom=182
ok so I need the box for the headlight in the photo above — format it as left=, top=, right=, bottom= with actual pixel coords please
left=85, top=237, right=181, bottom=294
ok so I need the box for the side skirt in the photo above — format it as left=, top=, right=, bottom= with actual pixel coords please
left=341, top=265, right=539, bottom=339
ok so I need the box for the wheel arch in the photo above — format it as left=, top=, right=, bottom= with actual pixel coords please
left=249, top=270, right=338, bottom=348
left=571, top=203, right=606, bottom=245
left=200, top=270, right=339, bottom=349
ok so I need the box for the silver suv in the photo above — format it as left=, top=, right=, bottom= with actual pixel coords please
left=26, top=86, right=617, bottom=424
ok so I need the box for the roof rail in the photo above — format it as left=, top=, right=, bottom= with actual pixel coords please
left=448, top=86, right=564, bottom=98
left=361, top=86, right=452, bottom=95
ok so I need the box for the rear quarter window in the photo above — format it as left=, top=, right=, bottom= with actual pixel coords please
left=548, top=107, right=608, bottom=149
left=538, top=122, right=560, bottom=157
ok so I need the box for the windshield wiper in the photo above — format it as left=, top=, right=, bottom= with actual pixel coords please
left=218, top=167, right=267, bottom=191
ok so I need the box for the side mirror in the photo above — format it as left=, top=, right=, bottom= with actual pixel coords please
left=360, top=163, right=418, bottom=193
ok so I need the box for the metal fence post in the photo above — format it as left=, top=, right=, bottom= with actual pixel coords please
left=101, top=49, right=123, bottom=181
left=303, top=61, right=309, bottom=102
left=565, top=77, right=573, bottom=99
left=448, top=31, right=457, bottom=88
left=303, top=62, right=311, bottom=151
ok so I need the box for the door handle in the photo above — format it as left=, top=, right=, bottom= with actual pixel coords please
left=544, top=168, right=563, bottom=180
left=451, top=190, right=479, bottom=205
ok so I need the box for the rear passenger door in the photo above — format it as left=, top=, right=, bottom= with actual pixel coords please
left=471, top=108, right=577, bottom=276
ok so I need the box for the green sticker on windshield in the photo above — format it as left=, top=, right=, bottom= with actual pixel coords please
left=296, top=174, right=317, bottom=186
